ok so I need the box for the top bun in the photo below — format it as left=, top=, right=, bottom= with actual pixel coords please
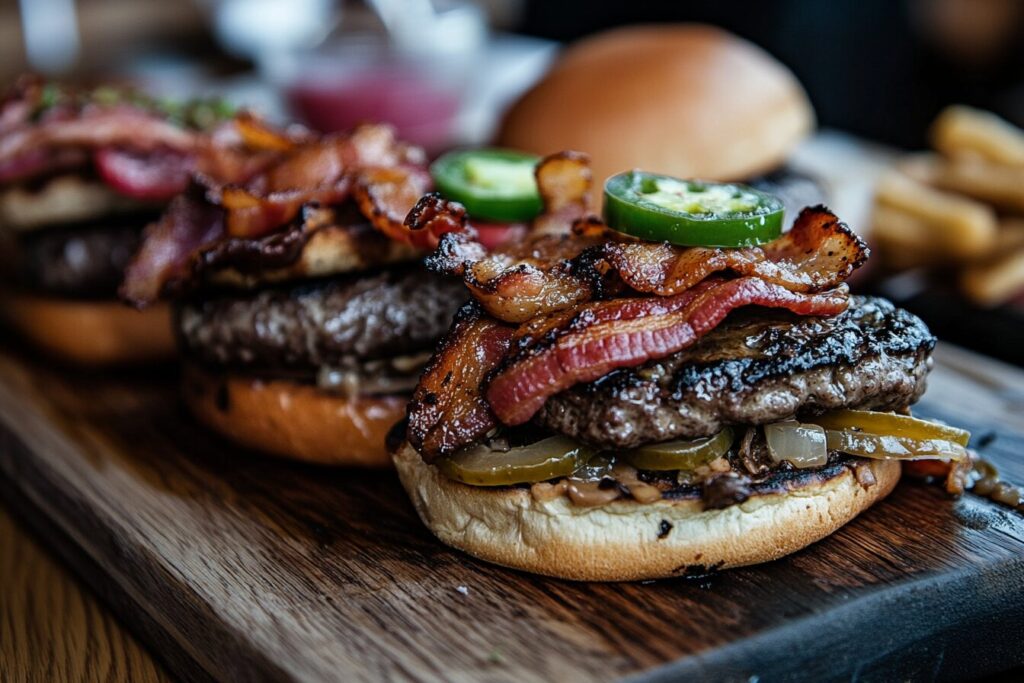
left=498, top=25, right=814, bottom=188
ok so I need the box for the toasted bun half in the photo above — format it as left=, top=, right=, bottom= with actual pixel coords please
left=1, top=292, right=175, bottom=365
left=0, top=176, right=152, bottom=232
left=183, top=363, right=405, bottom=467
left=204, top=224, right=420, bottom=289
left=498, top=25, right=814, bottom=189
left=393, top=441, right=899, bottom=581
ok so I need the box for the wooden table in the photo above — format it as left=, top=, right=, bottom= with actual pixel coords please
left=0, top=504, right=170, bottom=682
left=2, top=129, right=1022, bottom=683
left=1, top=338, right=1023, bottom=682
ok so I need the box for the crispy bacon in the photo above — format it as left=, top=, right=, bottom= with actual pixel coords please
left=217, top=125, right=421, bottom=239
left=220, top=178, right=352, bottom=238
left=429, top=229, right=612, bottom=323
left=94, top=147, right=195, bottom=200
left=121, top=124, right=434, bottom=305
left=352, top=166, right=438, bottom=248
left=903, top=453, right=975, bottom=496
left=486, top=279, right=851, bottom=426
left=403, top=193, right=472, bottom=249
left=420, top=151, right=610, bottom=321
left=0, top=79, right=308, bottom=191
left=407, top=304, right=515, bottom=460
left=120, top=190, right=224, bottom=306
left=606, top=205, right=869, bottom=295
left=532, top=151, right=592, bottom=236
left=434, top=205, right=867, bottom=323
left=0, top=105, right=197, bottom=181
left=234, top=113, right=298, bottom=152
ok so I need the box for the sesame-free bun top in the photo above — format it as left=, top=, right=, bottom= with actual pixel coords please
left=498, top=25, right=815, bottom=188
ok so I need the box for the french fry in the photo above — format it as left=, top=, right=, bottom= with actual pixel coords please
left=961, top=245, right=1024, bottom=307
left=870, top=204, right=952, bottom=269
left=930, top=105, right=1024, bottom=166
left=928, top=157, right=1024, bottom=213
left=993, top=219, right=1024, bottom=253
left=874, top=170, right=997, bottom=259
left=893, top=151, right=1024, bottom=218
left=895, top=153, right=940, bottom=185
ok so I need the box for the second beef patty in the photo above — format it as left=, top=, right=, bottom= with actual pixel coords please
left=177, top=266, right=466, bottom=374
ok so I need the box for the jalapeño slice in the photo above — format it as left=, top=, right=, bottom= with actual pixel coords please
left=806, top=409, right=971, bottom=447
left=603, top=171, right=785, bottom=247
left=430, top=148, right=543, bottom=223
left=436, top=436, right=594, bottom=486
left=624, top=428, right=735, bottom=471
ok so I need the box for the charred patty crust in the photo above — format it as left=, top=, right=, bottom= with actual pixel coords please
left=536, top=296, right=935, bottom=449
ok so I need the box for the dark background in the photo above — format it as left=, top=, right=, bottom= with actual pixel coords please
left=519, top=0, right=1024, bottom=148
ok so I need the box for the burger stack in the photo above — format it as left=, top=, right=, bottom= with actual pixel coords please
left=0, top=77, right=259, bottom=364
left=391, top=153, right=970, bottom=581
left=122, top=122, right=466, bottom=466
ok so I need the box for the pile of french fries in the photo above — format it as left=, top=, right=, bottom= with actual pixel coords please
left=872, top=105, right=1024, bottom=307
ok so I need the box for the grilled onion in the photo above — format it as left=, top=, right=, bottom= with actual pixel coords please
left=766, top=409, right=970, bottom=469
left=765, top=421, right=829, bottom=468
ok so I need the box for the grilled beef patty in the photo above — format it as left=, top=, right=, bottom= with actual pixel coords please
left=177, top=266, right=466, bottom=374
left=13, top=216, right=154, bottom=297
left=536, top=296, right=935, bottom=449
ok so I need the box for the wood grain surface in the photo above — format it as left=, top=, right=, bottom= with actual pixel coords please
left=0, top=505, right=170, bottom=683
left=0, top=341, right=1022, bottom=683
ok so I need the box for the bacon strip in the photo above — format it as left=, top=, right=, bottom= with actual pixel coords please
left=94, top=147, right=195, bottom=201
left=121, top=124, right=434, bottom=304
left=532, top=151, right=592, bottom=236
left=403, top=193, right=473, bottom=250
left=220, top=179, right=352, bottom=238
left=0, top=105, right=197, bottom=178
left=121, top=191, right=225, bottom=306
left=486, top=279, right=851, bottom=426
left=0, top=79, right=303, bottom=189
left=422, top=151, right=610, bottom=321
left=352, top=166, right=439, bottom=248
left=606, top=205, right=869, bottom=295
left=218, top=126, right=421, bottom=239
left=407, top=305, right=515, bottom=460
left=434, top=205, right=866, bottom=323
left=429, top=229, right=612, bottom=323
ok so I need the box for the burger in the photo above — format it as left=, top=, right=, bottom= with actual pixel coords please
left=122, top=123, right=466, bottom=466
left=391, top=153, right=971, bottom=581
left=0, top=76, right=262, bottom=364
left=497, top=24, right=823, bottom=217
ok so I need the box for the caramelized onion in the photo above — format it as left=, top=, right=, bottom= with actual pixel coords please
left=765, top=421, right=828, bottom=468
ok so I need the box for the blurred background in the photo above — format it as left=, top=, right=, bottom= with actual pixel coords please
left=4, top=0, right=1023, bottom=144
left=3, top=0, right=1024, bottom=363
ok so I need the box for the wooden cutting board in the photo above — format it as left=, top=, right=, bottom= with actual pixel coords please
left=0, top=340, right=1022, bottom=683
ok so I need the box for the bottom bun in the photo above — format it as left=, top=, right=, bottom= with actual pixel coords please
left=2, top=292, right=175, bottom=365
left=183, top=363, right=405, bottom=467
left=393, top=442, right=900, bottom=581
